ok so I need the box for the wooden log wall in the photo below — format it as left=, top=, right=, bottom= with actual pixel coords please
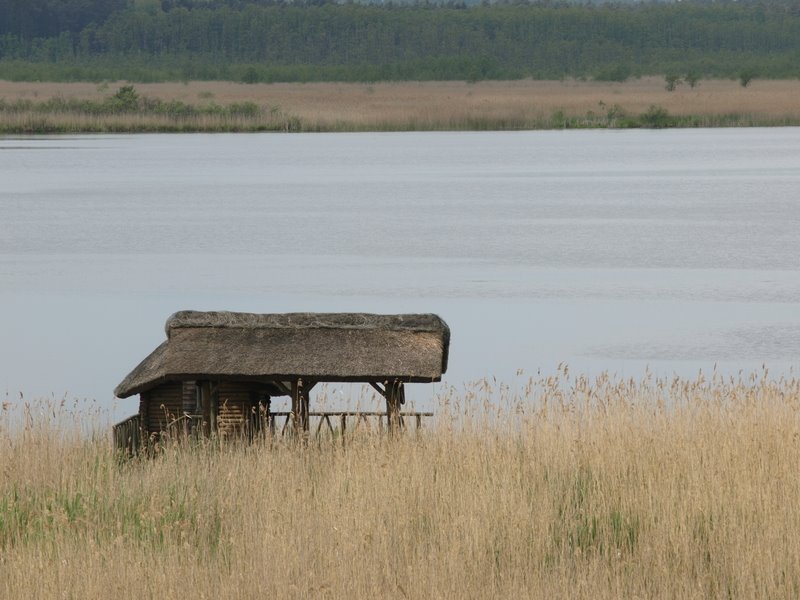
left=140, top=382, right=183, bottom=436
left=216, top=381, right=252, bottom=437
left=182, top=380, right=197, bottom=415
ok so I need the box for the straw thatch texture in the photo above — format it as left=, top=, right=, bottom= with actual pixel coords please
left=115, top=311, right=450, bottom=398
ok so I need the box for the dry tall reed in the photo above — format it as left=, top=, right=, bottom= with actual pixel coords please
left=2, top=368, right=799, bottom=598
left=3, top=78, right=800, bottom=132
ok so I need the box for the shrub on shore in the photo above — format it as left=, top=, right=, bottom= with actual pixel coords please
left=0, top=85, right=298, bottom=132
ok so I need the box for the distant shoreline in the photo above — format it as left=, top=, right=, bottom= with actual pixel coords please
left=2, top=78, right=800, bottom=134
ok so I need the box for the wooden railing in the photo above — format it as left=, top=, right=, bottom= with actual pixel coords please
left=267, top=411, right=434, bottom=437
left=112, top=410, right=434, bottom=454
left=112, top=413, right=144, bottom=457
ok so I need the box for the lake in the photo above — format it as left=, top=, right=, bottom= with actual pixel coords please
left=2, top=129, right=799, bottom=418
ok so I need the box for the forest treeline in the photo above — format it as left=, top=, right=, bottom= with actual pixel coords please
left=1, top=0, right=800, bottom=82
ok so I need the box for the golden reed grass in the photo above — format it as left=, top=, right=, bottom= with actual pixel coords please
left=2, top=368, right=800, bottom=598
left=3, top=77, right=800, bottom=132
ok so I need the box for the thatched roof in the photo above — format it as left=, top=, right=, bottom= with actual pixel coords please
left=115, top=311, right=450, bottom=398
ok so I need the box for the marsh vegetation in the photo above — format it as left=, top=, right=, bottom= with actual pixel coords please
left=3, top=368, right=800, bottom=598
left=3, top=78, right=800, bottom=133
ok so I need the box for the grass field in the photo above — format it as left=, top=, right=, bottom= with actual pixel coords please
left=2, top=77, right=800, bottom=133
left=2, top=368, right=800, bottom=598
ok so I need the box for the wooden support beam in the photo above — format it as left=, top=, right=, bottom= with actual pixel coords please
left=281, top=414, right=290, bottom=437
left=290, top=380, right=299, bottom=434
left=199, top=381, right=213, bottom=437
left=273, top=381, right=292, bottom=396
left=274, top=380, right=315, bottom=397
left=369, top=382, right=386, bottom=397
left=301, top=382, right=310, bottom=434
left=211, top=382, right=219, bottom=434
left=385, top=380, right=404, bottom=435
left=291, top=379, right=310, bottom=435
left=264, top=396, right=272, bottom=435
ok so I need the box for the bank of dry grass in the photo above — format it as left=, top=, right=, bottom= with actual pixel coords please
left=2, top=77, right=800, bottom=132
left=0, top=110, right=298, bottom=133
left=2, top=369, right=800, bottom=598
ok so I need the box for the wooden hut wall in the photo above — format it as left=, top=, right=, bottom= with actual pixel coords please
left=141, top=382, right=184, bottom=435
left=216, top=381, right=252, bottom=436
left=181, top=380, right=197, bottom=415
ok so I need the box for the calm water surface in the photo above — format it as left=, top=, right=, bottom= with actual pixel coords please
left=2, top=130, right=799, bottom=416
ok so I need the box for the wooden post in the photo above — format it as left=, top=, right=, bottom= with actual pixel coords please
left=199, top=381, right=212, bottom=437
left=263, top=395, right=272, bottom=438
left=385, top=380, right=403, bottom=435
left=182, top=380, right=196, bottom=438
left=291, top=379, right=310, bottom=435
left=209, top=382, right=218, bottom=435
left=291, top=379, right=299, bottom=435
left=301, top=381, right=309, bottom=434
left=268, top=408, right=276, bottom=437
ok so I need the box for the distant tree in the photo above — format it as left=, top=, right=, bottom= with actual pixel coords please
left=3, top=2, right=800, bottom=84
left=0, top=0, right=131, bottom=39
left=664, top=74, right=681, bottom=91
left=684, top=71, right=700, bottom=89
left=739, top=70, right=756, bottom=87
left=240, top=66, right=260, bottom=84
left=593, top=64, right=632, bottom=83
left=107, top=85, right=140, bottom=112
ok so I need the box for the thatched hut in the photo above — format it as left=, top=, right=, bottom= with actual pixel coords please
left=114, top=311, right=449, bottom=444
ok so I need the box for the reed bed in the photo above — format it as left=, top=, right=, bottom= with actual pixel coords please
left=2, top=368, right=800, bottom=598
left=2, top=78, right=800, bottom=132
left=0, top=110, right=299, bottom=133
